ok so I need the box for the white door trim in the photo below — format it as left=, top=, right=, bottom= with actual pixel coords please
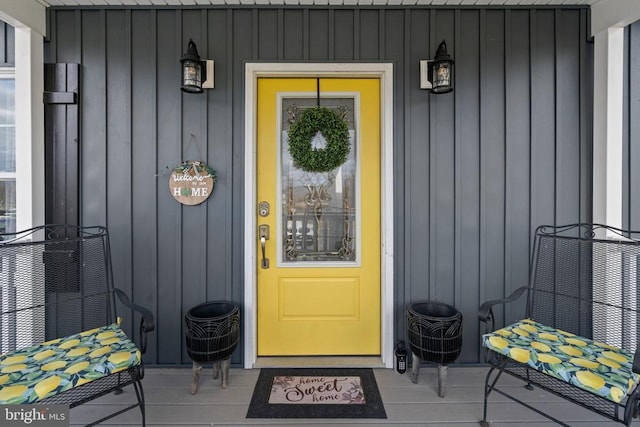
left=243, top=63, right=394, bottom=369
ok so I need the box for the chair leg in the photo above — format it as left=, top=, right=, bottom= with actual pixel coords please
left=114, top=372, right=123, bottom=395
left=480, top=366, right=501, bottom=426
left=524, top=367, right=534, bottom=390
left=133, top=380, right=146, bottom=427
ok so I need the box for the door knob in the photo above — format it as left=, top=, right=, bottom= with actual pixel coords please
left=259, top=224, right=269, bottom=269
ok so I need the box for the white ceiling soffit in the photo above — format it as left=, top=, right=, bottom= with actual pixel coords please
left=37, top=0, right=599, bottom=7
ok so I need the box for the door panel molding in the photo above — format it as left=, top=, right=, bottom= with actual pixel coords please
left=244, top=62, right=394, bottom=368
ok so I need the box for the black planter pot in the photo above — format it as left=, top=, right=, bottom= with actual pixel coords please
left=407, top=301, right=463, bottom=364
left=406, top=301, right=463, bottom=397
left=185, top=301, right=240, bottom=363
left=185, top=301, right=240, bottom=394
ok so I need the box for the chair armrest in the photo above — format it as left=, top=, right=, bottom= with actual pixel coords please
left=478, top=286, right=528, bottom=331
left=114, top=288, right=155, bottom=354
left=633, top=349, right=640, bottom=374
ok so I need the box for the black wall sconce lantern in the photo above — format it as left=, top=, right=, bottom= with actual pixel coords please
left=181, top=39, right=214, bottom=94
left=420, top=39, right=454, bottom=94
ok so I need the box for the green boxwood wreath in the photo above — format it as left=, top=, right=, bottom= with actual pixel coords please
left=287, top=107, right=350, bottom=173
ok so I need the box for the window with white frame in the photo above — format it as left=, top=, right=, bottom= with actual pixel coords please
left=0, top=69, right=16, bottom=236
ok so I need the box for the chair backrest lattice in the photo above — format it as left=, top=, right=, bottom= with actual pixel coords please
left=0, top=225, right=116, bottom=354
left=528, top=224, right=640, bottom=354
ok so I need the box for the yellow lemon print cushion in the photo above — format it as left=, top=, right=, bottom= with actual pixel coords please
left=597, top=356, right=621, bottom=370
left=1, top=364, right=27, bottom=374
left=35, top=375, right=62, bottom=399
left=0, top=355, right=26, bottom=366
left=569, top=358, right=599, bottom=369
left=512, top=328, right=530, bottom=337
left=42, top=360, right=67, bottom=371
left=509, top=348, right=530, bottom=363
left=80, top=327, right=101, bottom=337
left=594, top=341, right=618, bottom=350
left=108, top=352, right=132, bottom=365
left=65, top=361, right=90, bottom=375
left=67, top=347, right=91, bottom=357
left=100, top=337, right=121, bottom=346
left=33, top=349, right=56, bottom=361
left=601, top=351, right=628, bottom=364
left=488, top=336, right=509, bottom=350
left=576, top=371, right=605, bottom=390
left=518, top=323, right=538, bottom=333
left=97, top=331, right=116, bottom=340
left=610, top=386, right=625, bottom=403
left=558, top=345, right=583, bottom=357
left=531, top=341, right=551, bottom=352
left=538, top=332, right=559, bottom=341
left=59, top=339, right=80, bottom=350
left=537, top=353, right=562, bottom=364
left=90, top=346, right=112, bottom=358
left=0, top=384, right=27, bottom=401
left=565, top=337, right=586, bottom=347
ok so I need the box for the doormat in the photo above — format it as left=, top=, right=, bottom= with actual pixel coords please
left=246, top=368, right=387, bottom=419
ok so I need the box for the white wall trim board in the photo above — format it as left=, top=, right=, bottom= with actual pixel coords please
left=593, top=27, right=624, bottom=233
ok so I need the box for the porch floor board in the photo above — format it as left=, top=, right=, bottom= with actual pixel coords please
left=70, top=367, right=630, bottom=426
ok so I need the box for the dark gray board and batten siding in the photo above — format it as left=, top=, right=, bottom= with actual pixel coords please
left=45, top=7, right=592, bottom=366
left=0, top=22, right=13, bottom=66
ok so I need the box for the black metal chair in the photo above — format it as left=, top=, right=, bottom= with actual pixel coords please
left=0, top=225, right=154, bottom=426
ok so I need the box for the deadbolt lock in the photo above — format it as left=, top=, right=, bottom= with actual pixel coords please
left=259, top=201, right=270, bottom=217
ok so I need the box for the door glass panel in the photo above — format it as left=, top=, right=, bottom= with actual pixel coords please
left=280, top=97, right=357, bottom=263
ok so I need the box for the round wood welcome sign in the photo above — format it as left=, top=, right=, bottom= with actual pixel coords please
left=169, top=160, right=216, bottom=206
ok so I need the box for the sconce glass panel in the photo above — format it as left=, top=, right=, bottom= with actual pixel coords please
left=182, top=60, right=203, bottom=93
left=432, top=62, right=453, bottom=94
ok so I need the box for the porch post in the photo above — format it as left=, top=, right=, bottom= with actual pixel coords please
left=592, top=27, right=624, bottom=231
left=591, top=0, right=640, bottom=232
left=15, top=26, right=45, bottom=231
left=0, top=0, right=46, bottom=230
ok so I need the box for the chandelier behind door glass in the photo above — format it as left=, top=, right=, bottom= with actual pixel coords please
left=281, top=97, right=357, bottom=263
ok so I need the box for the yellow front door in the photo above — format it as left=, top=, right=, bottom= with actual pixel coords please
left=256, top=77, right=381, bottom=356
